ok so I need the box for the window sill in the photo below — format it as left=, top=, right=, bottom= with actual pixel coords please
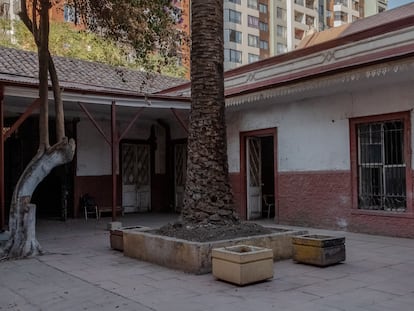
left=351, top=209, right=414, bottom=219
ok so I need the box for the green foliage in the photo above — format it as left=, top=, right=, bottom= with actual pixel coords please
left=70, top=0, right=188, bottom=75
left=0, top=17, right=186, bottom=78
left=0, top=18, right=12, bottom=46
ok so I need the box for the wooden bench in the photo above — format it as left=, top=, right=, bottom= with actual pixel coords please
left=98, top=206, right=124, bottom=219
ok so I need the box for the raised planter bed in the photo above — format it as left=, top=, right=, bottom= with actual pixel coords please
left=212, top=245, right=273, bottom=285
left=123, top=227, right=307, bottom=274
left=110, top=226, right=149, bottom=251
left=292, top=234, right=345, bottom=267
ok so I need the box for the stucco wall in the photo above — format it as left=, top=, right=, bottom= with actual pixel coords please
left=76, top=117, right=186, bottom=176
left=226, top=80, right=414, bottom=173
left=226, top=79, right=414, bottom=237
left=77, top=120, right=113, bottom=176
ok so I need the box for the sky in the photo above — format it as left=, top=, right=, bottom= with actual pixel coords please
left=388, top=0, right=414, bottom=9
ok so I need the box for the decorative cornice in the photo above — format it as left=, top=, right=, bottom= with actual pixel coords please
left=225, top=26, right=414, bottom=96
left=226, top=58, right=414, bottom=107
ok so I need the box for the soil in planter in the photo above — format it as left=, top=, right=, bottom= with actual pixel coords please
left=155, top=222, right=280, bottom=242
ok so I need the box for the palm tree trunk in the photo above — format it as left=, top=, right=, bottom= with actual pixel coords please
left=182, top=0, right=239, bottom=225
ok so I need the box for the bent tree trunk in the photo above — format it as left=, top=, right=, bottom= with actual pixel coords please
left=3, top=138, right=75, bottom=258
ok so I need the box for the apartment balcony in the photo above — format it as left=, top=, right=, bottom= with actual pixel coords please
left=334, top=20, right=347, bottom=27
left=305, top=0, right=316, bottom=10
left=294, top=10, right=305, bottom=24
left=294, top=27, right=306, bottom=40
left=333, top=4, right=345, bottom=12
left=294, top=0, right=315, bottom=10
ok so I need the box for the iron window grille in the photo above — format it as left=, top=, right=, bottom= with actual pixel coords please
left=357, top=120, right=406, bottom=212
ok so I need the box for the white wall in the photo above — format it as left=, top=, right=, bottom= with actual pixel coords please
left=226, top=80, right=414, bottom=173
left=76, top=115, right=188, bottom=176
left=76, top=119, right=113, bottom=176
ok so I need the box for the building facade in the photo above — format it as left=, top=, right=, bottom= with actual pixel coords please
left=2, top=3, right=414, bottom=238
left=322, top=0, right=388, bottom=29
left=223, top=0, right=271, bottom=70
left=160, top=3, right=414, bottom=237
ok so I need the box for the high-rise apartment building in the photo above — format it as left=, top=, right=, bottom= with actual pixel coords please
left=321, top=1, right=388, bottom=29
left=0, top=1, right=19, bottom=22
left=364, top=0, right=387, bottom=16
left=0, top=1, right=79, bottom=26
left=286, top=0, right=319, bottom=50
left=223, top=0, right=271, bottom=70
left=223, top=0, right=387, bottom=68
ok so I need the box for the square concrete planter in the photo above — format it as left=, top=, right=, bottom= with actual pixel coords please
left=212, top=245, right=274, bottom=285
left=110, top=226, right=149, bottom=251
left=292, top=235, right=345, bottom=267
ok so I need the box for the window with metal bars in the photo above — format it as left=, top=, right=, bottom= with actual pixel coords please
left=357, top=120, right=406, bottom=212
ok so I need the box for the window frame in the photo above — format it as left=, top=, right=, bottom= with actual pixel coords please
left=229, top=29, right=242, bottom=44
left=229, top=9, right=242, bottom=24
left=277, top=24, right=286, bottom=38
left=248, top=34, right=259, bottom=48
left=64, top=4, right=77, bottom=23
left=248, top=53, right=259, bottom=63
left=276, top=43, right=287, bottom=53
left=259, top=39, right=268, bottom=50
left=276, top=7, right=286, bottom=20
left=248, top=15, right=259, bottom=28
left=229, top=49, right=242, bottom=63
left=259, top=21, right=268, bottom=32
left=247, top=0, right=258, bottom=9
left=259, top=3, right=268, bottom=14
left=350, top=111, right=412, bottom=216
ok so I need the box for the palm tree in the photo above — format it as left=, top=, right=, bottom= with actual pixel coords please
left=182, top=0, right=239, bottom=225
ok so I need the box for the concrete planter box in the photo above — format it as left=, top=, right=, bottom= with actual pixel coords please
left=123, top=227, right=307, bottom=274
left=212, top=245, right=273, bottom=285
left=292, top=235, right=345, bottom=267
left=110, top=226, right=149, bottom=251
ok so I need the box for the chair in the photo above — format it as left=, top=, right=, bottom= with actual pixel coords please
left=81, top=194, right=99, bottom=220
left=262, top=194, right=274, bottom=219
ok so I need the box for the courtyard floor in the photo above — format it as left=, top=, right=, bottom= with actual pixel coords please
left=1, top=213, right=414, bottom=311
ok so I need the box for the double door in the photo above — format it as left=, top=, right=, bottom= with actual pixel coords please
left=122, top=143, right=151, bottom=213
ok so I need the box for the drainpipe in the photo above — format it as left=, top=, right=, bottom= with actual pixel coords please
left=111, top=101, right=117, bottom=222
left=0, top=85, right=4, bottom=231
